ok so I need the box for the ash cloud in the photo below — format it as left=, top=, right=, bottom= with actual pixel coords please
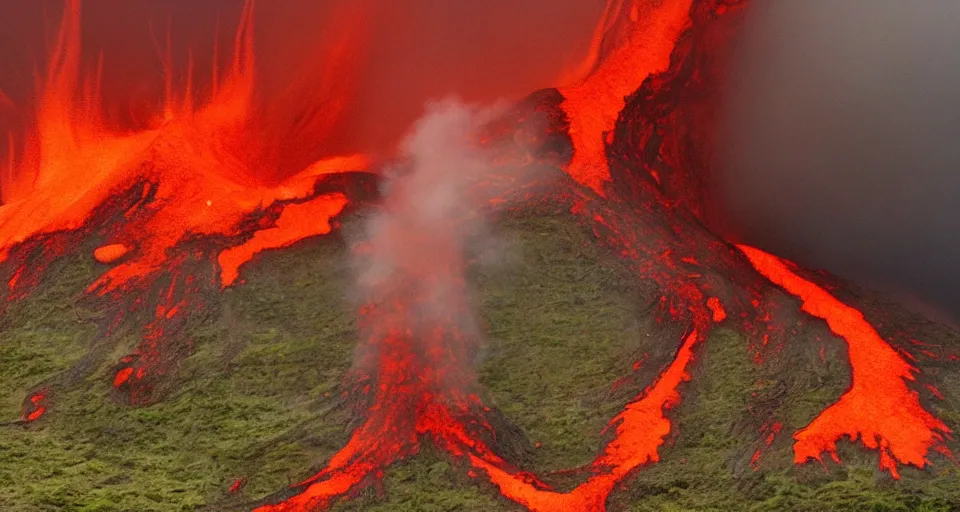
left=719, top=1, right=960, bottom=324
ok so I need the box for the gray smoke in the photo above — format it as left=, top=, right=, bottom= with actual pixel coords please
left=719, top=1, right=960, bottom=324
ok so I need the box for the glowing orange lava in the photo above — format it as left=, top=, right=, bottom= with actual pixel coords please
left=558, top=0, right=693, bottom=196
left=737, top=245, right=953, bottom=477
left=0, top=0, right=368, bottom=295
left=707, top=296, right=727, bottom=322
left=21, top=390, right=48, bottom=423
left=750, top=421, right=783, bottom=470
left=468, top=329, right=702, bottom=511
left=93, top=243, right=130, bottom=264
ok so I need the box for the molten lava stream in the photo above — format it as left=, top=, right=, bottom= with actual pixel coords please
left=737, top=245, right=952, bottom=477
left=257, top=324, right=709, bottom=512
left=557, top=0, right=694, bottom=196
left=254, top=296, right=495, bottom=510
left=463, top=329, right=703, bottom=512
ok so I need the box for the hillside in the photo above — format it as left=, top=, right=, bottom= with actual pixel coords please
left=2, top=201, right=958, bottom=511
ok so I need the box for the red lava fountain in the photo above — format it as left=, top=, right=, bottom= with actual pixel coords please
left=1, top=0, right=369, bottom=406
left=0, top=0, right=955, bottom=511
left=0, top=0, right=366, bottom=294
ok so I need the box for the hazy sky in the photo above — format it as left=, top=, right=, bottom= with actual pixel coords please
left=0, top=0, right=604, bottom=154
left=720, top=0, right=960, bottom=322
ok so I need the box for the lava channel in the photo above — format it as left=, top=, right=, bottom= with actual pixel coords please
left=738, top=245, right=953, bottom=477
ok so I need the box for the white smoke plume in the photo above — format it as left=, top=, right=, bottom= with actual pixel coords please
left=347, top=97, right=541, bottom=382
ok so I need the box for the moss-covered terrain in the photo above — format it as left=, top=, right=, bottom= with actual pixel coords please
left=0, top=208, right=957, bottom=511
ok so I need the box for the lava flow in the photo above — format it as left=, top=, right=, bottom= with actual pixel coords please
left=738, top=245, right=953, bottom=477
left=257, top=1, right=747, bottom=510
left=1, top=0, right=956, bottom=510
left=253, top=96, right=725, bottom=512
left=258, top=0, right=952, bottom=508
left=557, top=0, right=693, bottom=196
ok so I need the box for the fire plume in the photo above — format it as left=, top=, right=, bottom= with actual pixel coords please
left=1, top=0, right=369, bottom=406
left=558, top=0, right=693, bottom=196
left=0, top=0, right=368, bottom=295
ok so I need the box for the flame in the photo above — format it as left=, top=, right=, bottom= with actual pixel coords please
left=0, top=0, right=368, bottom=293
left=0, top=0, right=159, bottom=232
left=0, top=0, right=369, bottom=406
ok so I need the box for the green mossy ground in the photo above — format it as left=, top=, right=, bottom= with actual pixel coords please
left=0, top=210, right=957, bottom=511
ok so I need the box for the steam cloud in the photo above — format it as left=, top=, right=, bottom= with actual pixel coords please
left=719, top=1, right=960, bottom=324
left=349, top=98, right=536, bottom=380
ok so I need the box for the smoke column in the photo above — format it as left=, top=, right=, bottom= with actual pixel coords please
left=719, top=0, right=960, bottom=324
left=348, top=98, right=536, bottom=389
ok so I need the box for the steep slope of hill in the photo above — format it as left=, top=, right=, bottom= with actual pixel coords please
left=2, top=203, right=958, bottom=511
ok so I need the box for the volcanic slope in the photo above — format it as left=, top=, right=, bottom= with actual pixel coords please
left=2, top=0, right=960, bottom=511
left=1, top=198, right=958, bottom=511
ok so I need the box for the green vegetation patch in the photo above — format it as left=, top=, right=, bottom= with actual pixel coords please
left=475, top=210, right=660, bottom=476
left=1, top=207, right=958, bottom=511
left=0, top=239, right=357, bottom=511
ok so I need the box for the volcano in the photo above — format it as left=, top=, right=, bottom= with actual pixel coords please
left=1, top=1, right=958, bottom=511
